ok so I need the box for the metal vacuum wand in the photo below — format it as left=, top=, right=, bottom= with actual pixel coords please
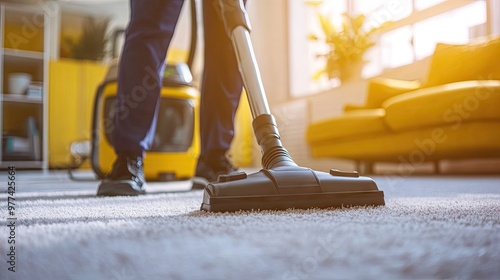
left=217, top=0, right=270, bottom=118
left=231, top=26, right=271, bottom=118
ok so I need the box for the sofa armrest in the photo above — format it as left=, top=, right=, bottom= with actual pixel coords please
left=343, top=104, right=369, bottom=111
left=343, top=77, right=421, bottom=112
left=382, top=80, right=500, bottom=131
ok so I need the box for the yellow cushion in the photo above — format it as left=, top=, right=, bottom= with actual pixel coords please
left=306, top=109, right=387, bottom=143
left=424, top=35, right=500, bottom=87
left=383, top=80, right=500, bottom=131
left=343, top=78, right=421, bottom=111
left=365, top=78, right=421, bottom=108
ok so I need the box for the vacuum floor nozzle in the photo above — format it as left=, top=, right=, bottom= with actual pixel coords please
left=201, top=166, right=385, bottom=212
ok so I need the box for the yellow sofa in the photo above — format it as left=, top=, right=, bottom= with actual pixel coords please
left=306, top=35, right=500, bottom=173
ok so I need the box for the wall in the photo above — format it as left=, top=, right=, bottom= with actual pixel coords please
left=248, top=0, right=289, bottom=106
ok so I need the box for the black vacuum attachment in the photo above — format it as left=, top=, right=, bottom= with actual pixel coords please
left=200, top=0, right=385, bottom=212
left=201, top=114, right=385, bottom=212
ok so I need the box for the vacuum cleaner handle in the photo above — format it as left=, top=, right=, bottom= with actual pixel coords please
left=217, top=0, right=271, bottom=119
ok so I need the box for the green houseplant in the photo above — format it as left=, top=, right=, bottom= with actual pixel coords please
left=63, top=17, right=110, bottom=61
left=307, top=3, right=383, bottom=81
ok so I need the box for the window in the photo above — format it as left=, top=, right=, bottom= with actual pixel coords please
left=414, top=0, right=446, bottom=11
left=353, top=0, right=413, bottom=24
left=290, top=0, right=492, bottom=97
left=413, top=2, right=487, bottom=59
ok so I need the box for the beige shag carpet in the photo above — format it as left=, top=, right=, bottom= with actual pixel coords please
left=1, top=175, right=499, bottom=279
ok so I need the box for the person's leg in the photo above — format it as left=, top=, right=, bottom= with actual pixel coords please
left=113, top=0, right=185, bottom=157
left=98, top=0, right=184, bottom=196
left=192, top=0, right=247, bottom=188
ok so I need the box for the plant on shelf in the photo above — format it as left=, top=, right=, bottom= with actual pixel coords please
left=307, top=1, right=387, bottom=81
left=63, top=17, right=110, bottom=61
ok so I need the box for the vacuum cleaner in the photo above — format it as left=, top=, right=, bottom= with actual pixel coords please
left=200, top=0, right=385, bottom=212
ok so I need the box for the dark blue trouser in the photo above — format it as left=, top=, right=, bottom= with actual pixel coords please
left=113, top=0, right=244, bottom=159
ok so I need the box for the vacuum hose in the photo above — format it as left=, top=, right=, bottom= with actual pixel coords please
left=187, top=0, right=198, bottom=70
left=253, top=114, right=297, bottom=169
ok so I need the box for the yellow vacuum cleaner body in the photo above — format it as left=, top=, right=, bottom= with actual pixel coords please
left=91, top=60, right=200, bottom=181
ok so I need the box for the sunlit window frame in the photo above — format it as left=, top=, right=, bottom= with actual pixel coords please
left=289, top=0, right=497, bottom=98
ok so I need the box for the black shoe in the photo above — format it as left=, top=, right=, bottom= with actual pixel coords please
left=97, top=156, right=146, bottom=196
left=192, top=150, right=238, bottom=190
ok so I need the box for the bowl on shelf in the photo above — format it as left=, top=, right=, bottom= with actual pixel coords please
left=8, top=73, right=32, bottom=95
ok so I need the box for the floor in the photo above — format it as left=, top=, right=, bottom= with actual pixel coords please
left=1, top=169, right=499, bottom=279
left=6, top=168, right=500, bottom=197
left=4, top=169, right=193, bottom=195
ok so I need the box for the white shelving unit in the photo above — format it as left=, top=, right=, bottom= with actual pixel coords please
left=0, top=3, right=49, bottom=169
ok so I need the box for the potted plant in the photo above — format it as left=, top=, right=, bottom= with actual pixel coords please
left=307, top=3, right=384, bottom=81
left=63, top=17, right=110, bottom=62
